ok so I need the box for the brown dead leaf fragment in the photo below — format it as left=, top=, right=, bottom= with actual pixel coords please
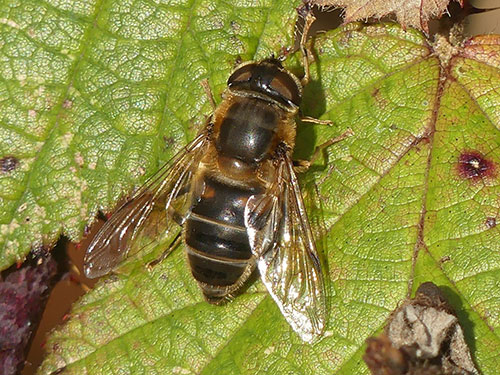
left=306, top=0, right=462, bottom=33
left=363, top=282, right=479, bottom=375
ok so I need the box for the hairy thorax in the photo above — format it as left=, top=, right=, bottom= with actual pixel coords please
left=211, top=94, right=297, bottom=181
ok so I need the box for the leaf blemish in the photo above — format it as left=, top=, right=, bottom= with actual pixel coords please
left=457, top=150, right=496, bottom=181
left=63, top=99, right=73, bottom=109
left=371, top=87, right=387, bottom=109
left=163, top=136, right=175, bottom=148
left=440, top=255, right=451, bottom=264
left=486, top=217, right=497, bottom=229
left=230, top=20, right=240, bottom=32
left=0, top=156, right=19, bottom=173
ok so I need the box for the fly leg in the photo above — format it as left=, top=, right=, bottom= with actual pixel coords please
left=300, top=115, right=333, bottom=126
left=309, top=129, right=354, bottom=166
left=146, top=187, right=190, bottom=271
left=296, top=3, right=338, bottom=136
left=297, top=1, right=316, bottom=87
left=200, top=79, right=217, bottom=111
left=293, top=128, right=353, bottom=173
left=147, top=231, right=182, bottom=269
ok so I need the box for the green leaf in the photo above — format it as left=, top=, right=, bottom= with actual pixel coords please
left=36, top=15, right=500, bottom=374
left=0, top=0, right=299, bottom=269
left=1, top=0, right=499, bottom=373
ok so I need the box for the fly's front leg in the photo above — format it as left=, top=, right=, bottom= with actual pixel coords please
left=200, top=78, right=217, bottom=111
left=296, top=2, right=351, bottom=171
left=297, top=2, right=316, bottom=87
left=293, top=128, right=353, bottom=173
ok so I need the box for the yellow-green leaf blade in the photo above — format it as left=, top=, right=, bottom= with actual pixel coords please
left=0, top=0, right=100, bottom=268
left=0, top=0, right=299, bottom=270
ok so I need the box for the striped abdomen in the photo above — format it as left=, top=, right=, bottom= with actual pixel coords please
left=185, top=174, right=264, bottom=302
left=184, top=74, right=292, bottom=302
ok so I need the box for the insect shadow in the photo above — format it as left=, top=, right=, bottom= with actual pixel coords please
left=294, top=39, right=330, bottom=163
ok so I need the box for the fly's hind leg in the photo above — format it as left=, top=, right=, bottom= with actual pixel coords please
left=147, top=231, right=182, bottom=269
left=69, top=262, right=91, bottom=292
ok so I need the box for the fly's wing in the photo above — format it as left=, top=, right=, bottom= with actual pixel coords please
left=84, top=131, right=209, bottom=278
left=245, top=154, right=326, bottom=342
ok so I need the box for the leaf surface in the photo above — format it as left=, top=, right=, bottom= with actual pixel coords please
left=0, top=0, right=297, bottom=269
left=0, top=1, right=499, bottom=374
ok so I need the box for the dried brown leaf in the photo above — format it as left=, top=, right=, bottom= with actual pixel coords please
left=364, top=282, right=479, bottom=375
left=306, top=0, right=462, bottom=32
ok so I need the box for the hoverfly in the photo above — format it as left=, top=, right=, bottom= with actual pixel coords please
left=84, top=8, right=349, bottom=342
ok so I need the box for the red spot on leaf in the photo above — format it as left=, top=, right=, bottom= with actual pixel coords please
left=457, top=151, right=496, bottom=181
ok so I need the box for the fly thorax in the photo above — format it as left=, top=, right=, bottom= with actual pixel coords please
left=215, top=98, right=280, bottom=165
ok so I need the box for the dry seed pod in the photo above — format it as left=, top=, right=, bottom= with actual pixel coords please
left=363, top=282, right=479, bottom=375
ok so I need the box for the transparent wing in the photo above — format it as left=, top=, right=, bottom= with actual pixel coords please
left=245, top=153, right=326, bottom=342
left=84, top=131, right=210, bottom=278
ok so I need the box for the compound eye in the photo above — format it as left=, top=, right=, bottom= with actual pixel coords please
left=228, top=63, right=255, bottom=86
left=227, top=61, right=302, bottom=108
left=269, top=71, right=301, bottom=107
